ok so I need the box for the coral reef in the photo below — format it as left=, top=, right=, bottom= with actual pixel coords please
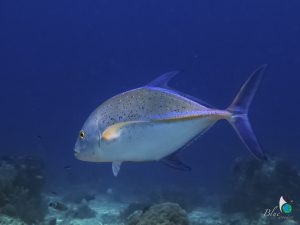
left=119, top=185, right=203, bottom=222
left=119, top=202, right=150, bottom=220
left=222, top=157, right=300, bottom=221
left=125, top=202, right=188, bottom=225
left=147, top=186, right=204, bottom=212
left=2, top=154, right=297, bottom=225
left=0, top=215, right=25, bottom=225
left=0, top=156, right=47, bottom=224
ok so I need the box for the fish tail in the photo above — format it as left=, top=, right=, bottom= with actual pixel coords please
left=226, top=65, right=268, bottom=160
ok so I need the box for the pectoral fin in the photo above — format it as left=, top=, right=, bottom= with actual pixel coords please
left=102, top=121, right=149, bottom=141
left=112, top=161, right=122, bottom=176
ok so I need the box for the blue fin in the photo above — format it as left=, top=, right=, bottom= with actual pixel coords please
left=227, top=65, right=268, bottom=161
left=147, top=70, right=182, bottom=88
left=112, top=161, right=122, bottom=176
left=147, top=70, right=213, bottom=108
left=161, top=154, right=191, bottom=171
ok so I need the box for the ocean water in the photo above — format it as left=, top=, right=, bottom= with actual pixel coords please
left=0, top=0, right=300, bottom=224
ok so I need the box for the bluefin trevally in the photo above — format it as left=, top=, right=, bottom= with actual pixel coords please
left=74, top=66, right=267, bottom=176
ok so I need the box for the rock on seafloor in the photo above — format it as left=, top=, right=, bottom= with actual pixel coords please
left=126, top=202, right=189, bottom=225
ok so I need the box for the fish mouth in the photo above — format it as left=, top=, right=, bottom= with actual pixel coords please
left=74, top=149, right=80, bottom=157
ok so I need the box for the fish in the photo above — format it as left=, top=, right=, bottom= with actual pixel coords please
left=49, top=202, right=67, bottom=211
left=35, top=175, right=44, bottom=180
left=64, top=165, right=72, bottom=170
left=74, top=66, right=267, bottom=176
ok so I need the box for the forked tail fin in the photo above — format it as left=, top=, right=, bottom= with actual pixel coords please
left=227, top=65, right=267, bottom=160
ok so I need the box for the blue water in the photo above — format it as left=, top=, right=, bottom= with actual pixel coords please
left=0, top=0, right=300, bottom=223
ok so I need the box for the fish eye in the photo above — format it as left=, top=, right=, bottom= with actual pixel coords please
left=79, top=130, right=86, bottom=140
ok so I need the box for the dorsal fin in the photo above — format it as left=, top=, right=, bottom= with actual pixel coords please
left=147, top=70, right=182, bottom=88
left=146, top=70, right=214, bottom=108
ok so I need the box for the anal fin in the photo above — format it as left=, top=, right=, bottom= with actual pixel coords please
left=161, top=154, right=191, bottom=171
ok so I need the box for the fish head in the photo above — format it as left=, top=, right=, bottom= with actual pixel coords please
left=74, top=116, right=103, bottom=162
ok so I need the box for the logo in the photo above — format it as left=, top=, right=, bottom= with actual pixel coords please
left=263, top=196, right=294, bottom=220
left=279, top=196, right=293, bottom=214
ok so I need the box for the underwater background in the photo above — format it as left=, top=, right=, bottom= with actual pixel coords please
left=0, top=0, right=300, bottom=224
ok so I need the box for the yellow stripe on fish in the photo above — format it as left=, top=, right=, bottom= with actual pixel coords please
left=101, top=110, right=231, bottom=141
left=153, top=110, right=231, bottom=122
left=102, top=121, right=148, bottom=141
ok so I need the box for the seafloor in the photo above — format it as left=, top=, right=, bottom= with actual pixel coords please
left=0, top=193, right=298, bottom=225
left=0, top=156, right=299, bottom=225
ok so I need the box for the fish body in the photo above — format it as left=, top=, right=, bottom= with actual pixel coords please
left=91, top=86, right=207, bottom=130
left=89, top=87, right=229, bottom=162
left=74, top=67, right=267, bottom=176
